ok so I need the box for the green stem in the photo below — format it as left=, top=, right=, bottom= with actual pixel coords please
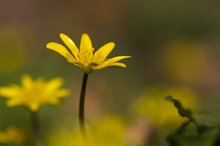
left=31, top=111, right=42, bottom=146
left=79, top=73, right=89, bottom=134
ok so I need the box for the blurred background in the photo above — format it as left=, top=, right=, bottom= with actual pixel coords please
left=0, top=0, right=220, bottom=145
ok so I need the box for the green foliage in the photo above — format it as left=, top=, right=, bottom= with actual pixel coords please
left=166, top=95, right=193, bottom=121
left=212, top=129, right=220, bottom=146
left=166, top=95, right=216, bottom=146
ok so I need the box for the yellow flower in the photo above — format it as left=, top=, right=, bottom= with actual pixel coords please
left=0, top=126, right=26, bottom=145
left=47, top=116, right=127, bottom=146
left=0, top=75, right=70, bottom=112
left=133, top=87, right=197, bottom=128
left=46, top=33, right=131, bottom=73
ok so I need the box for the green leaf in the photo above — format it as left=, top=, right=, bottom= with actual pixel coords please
left=166, top=95, right=193, bottom=121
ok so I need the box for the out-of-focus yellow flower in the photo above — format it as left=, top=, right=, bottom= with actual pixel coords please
left=133, top=87, right=197, bottom=128
left=0, top=75, right=70, bottom=112
left=161, top=40, right=211, bottom=83
left=0, top=126, right=26, bottom=145
left=46, top=33, right=131, bottom=73
left=47, top=116, right=128, bottom=146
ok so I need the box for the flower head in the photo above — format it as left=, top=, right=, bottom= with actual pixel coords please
left=47, top=116, right=127, bottom=146
left=133, top=87, right=197, bottom=128
left=0, top=126, right=26, bottom=145
left=0, top=75, right=70, bottom=112
left=46, top=33, right=131, bottom=73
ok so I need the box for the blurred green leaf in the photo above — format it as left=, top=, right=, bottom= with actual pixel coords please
left=166, top=95, right=216, bottom=146
left=166, top=95, right=193, bottom=121
left=212, top=128, right=220, bottom=146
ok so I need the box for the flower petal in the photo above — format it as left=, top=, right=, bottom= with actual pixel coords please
left=29, top=103, right=40, bottom=112
left=93, top=42, right=115, bottom=63
left=94, top=56, right=131, bottom=69
left=45, top=78, right=63, bottom=91
left=46, top=42, right=76, bottom=63
left=59, top=33, right=80, bottom=60
left=80, top=33, right=93, bottom=53
left=55, top=89, right=70, bottom=97
left=0, top=87, right=20, bottom=98
left=107, top=62, right=127, bottom=68
left=21, top=75, right=32, bottom=89
left=7, top=99, right=21, bottom=107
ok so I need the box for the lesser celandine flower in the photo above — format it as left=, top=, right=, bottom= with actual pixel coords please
left=46, top=33, right=131, bottom=74
left=0, top=126, right=26, bottom=145
left=133, top=87, right=197, bottom=128
left=0, top=75, right=70, bottom=146
left=46, top=33, right=131, bottom=134
left=0, top=74, right=70, bottom=111
left=47, top=116, right=128, bottom=146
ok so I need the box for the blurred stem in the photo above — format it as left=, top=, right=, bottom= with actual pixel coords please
left=31, top=111, right=42, bottom=146
left=79, top=73, right=88, bottom=135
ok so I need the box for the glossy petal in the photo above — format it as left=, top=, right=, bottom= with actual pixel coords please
left=107, top=62, right=127, bottom=68
left=59, top=33, right=79, bottom=60
left=46, top=42, right=76, bottom=63
left=95, top=56, right=131, bottom=69
left=80, top=33, right=93, bottom=54
left=93, top=42, right=115, bottom=63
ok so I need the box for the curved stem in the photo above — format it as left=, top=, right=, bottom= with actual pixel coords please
left=31, top=111, right=42, bottom=146
left=79, top=73, right=89, bottom=134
